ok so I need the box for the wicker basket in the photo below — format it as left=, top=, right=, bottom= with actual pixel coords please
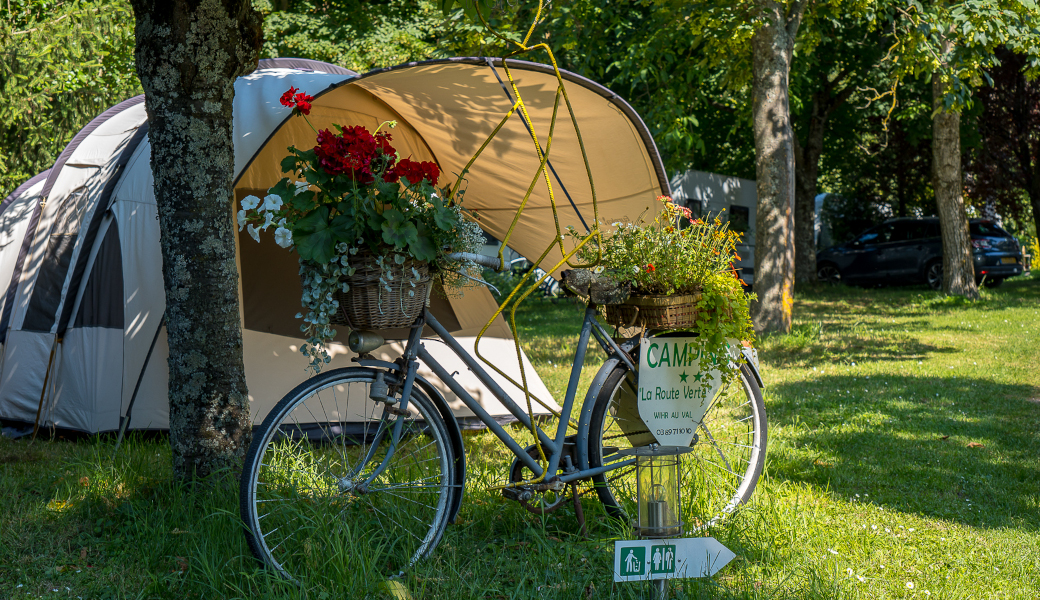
left=328, top=251, right=432, bottom=329
left=603, top=293, right=702, bottom=330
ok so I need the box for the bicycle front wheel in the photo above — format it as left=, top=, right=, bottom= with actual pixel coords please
left=588, top=362, right=766, bottom=531
left=240, top=367, right=455, bottom=587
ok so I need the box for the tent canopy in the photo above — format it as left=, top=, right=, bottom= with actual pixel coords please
left=0, top=57, right=669, bottom=434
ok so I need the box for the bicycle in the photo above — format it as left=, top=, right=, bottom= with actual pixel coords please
left=238, top=257, right=767, bottom=587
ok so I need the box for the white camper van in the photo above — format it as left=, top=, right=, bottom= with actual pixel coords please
left=670, top=170, right=757, bottom=287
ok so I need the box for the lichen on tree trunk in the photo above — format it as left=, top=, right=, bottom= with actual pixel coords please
left=932, top=74, right=979, bottom=300
left=750, top=0, right=804, bottom=333
left=130, top=0, right=262, bottom=478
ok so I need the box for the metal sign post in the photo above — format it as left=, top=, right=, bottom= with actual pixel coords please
left=611, top=334, right=738, bottom=598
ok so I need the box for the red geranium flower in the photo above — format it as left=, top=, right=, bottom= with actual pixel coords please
left=280, top=86, right=299, bottom=108
left=646, top=264, right=656, bottom=272
left=293, top=91, right=313, bottom=115
left=389, top=158, right=439, bottom=186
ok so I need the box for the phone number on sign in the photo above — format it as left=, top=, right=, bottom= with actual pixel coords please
left=656, top=427, right=693, bottom=436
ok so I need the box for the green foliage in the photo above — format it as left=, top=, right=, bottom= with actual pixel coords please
left=882, top=0, right=1040, bottom=112
left=0, top=0, right=141, bottom=199
left=255, top=0, right=456, bottom=73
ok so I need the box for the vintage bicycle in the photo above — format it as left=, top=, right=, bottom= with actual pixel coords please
left=238, top=254, right=767, bottom=586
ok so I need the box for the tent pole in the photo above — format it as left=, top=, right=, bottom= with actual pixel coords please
left=31, top=336, right=61, bottom=442
left=115, top=312, right=165, bottom=453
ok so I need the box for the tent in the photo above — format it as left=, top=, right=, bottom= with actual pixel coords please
left=0, top=57, right=670, bottom=435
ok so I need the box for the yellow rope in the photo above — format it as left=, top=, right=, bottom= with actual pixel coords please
left=455, top=0, right=605, bottom=480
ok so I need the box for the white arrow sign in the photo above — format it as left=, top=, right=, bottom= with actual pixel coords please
left=613, top=537, right=735, bottom=582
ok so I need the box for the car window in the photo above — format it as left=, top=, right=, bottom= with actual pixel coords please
left=970, top=222, right=1010, bottom=238
left=856, top=229, right=880, bottom=244
left=900, top=221, right=937, bottom=241
left=875, top=223, right=895, bottom=243
left=890, top=222, right=919, bottom=241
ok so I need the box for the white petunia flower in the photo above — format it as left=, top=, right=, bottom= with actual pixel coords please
left=262, top=212, right=275, bottom=231
left=246, top=224, right=260, bottom=243
left=274, top=227, right=293, bottom=248
left=261, top=194, right=283, bottom=212
left=241, top=195, right=260, bottom=210
left=293, top=180, right=310, bottom=195
left=237, top=210, right=247, bottom=231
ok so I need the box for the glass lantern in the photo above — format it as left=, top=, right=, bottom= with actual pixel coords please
left=634, top=444, right=687, bottom=539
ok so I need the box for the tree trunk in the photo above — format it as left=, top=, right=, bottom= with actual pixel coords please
left=932, top=73, right=979, bottom=300
left=1029, top=160, right=1040, bottom=242
left=793, top=95, right=826, bottom=287
left=130, top=0, right=262, bottom=478
left=750, top=0, right=804, bottom=333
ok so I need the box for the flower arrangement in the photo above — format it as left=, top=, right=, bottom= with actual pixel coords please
left=239, top=87, right=484, bottom=371
left=569, top=196, right=755, bottom=376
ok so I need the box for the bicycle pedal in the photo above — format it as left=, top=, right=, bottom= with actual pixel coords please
left=501, top=487, right=533, bottom=502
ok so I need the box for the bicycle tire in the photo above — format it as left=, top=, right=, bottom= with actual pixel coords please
left=588, top=362, right=766, bottom=531
left=240, top=367, right=455, bottom=586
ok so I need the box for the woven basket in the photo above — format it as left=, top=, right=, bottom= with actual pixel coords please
left=327, top=251, right=432, bottom=329
left=603, top=293, right=702, bottom=330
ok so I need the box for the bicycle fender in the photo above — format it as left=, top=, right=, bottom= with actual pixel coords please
left=354, top=358, right=466, bottom=524
left=413, top=376, right=466, bottom=525
left=741, top=347, right=764, bottom=390
left=575, top=356, right=624, bottom=471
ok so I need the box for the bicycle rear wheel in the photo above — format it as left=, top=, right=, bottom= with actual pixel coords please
left=240, top=367, right=455, bottom=587
left=588, top=362, right=766, bottom=531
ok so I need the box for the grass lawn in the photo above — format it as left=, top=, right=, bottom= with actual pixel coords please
left=1, top=274, right=1038, bottom=599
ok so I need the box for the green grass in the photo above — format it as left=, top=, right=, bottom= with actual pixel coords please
left=2, top=275, right=1039, bottom=599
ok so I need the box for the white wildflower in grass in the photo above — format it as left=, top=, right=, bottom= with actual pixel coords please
left=241, top=195, right=260, bottom=210
left=274, top=227, right=293, bottom=248
left=828, top=549, right=838, bottom=555
left=906, top=581, right=914, bottom=589
left=246, top=224, right=260, bottom=243
left=857, top=576, right=866, bottom=583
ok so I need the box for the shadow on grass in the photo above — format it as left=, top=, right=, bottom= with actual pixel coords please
left=765, top=373, right=1040, bottom=531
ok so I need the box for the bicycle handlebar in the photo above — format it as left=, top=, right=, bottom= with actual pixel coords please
left=445, top=252, right=503, bottom=271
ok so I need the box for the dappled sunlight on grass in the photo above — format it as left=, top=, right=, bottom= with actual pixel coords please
left=2, top=277, right=1039, bottom=598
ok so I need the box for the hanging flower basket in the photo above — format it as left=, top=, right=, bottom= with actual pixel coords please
left=603, top=293, right=702, bottom=330
left=331, top=251, right=432, bottom=329
left=241, top=87, right=485, bottom=372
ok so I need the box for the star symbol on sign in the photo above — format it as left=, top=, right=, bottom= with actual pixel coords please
left=694, top=372, right=703, bottom=382
left=679, top=371, right=688, bottom=383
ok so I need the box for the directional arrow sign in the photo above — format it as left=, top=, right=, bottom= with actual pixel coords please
left=613, top=537, right=735, bottom=582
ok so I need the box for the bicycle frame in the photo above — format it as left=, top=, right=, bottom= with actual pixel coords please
left=358, top=303, right=637, bottom=487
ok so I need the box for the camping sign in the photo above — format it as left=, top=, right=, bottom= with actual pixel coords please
left=637, top=336, right=737, bottom=447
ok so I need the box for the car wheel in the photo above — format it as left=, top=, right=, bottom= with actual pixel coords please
left=817, top=263, right=841, bottom=285
left=925, top=261, right=943, bottom=290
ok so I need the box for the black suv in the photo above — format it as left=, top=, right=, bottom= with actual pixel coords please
left=816, top=217, right=1024, bottom=289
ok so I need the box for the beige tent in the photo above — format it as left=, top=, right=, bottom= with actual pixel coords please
left=0, top=57, right=669, bottom=434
